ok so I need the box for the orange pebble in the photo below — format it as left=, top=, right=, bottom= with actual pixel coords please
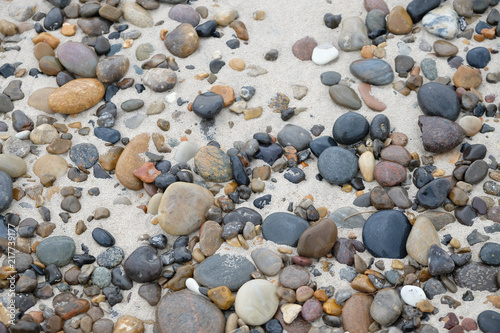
left=180, top=136, right=188, bottom=141
left=61, top=23, right=76, bottom=36
left=481, top=27, right=496, bottom=39
left=474, top=34, right=485, bottom=42
left=160, top=29, right=168, bottom=41
left=32, top=32, right=60, bottom=49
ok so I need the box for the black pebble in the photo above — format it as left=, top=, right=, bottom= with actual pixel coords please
left=92, top=227, right=116, bottom=247
left=324, top=13, right=342, bottom=29
left=73, top=253, right=96, bottom=267
left=173, top=247, right=192, bottom=263
left=95, top=36, right=111, bottom=56
left=149, top=234, right=168, bottom=249
left=104, top=84, right=119, bottom=102
left=254, top=194, right=272, bottom=209
left=56, top=71, right=75, bottom=86
left=209, top=59, right=225, bottom=74
left=135, top=84, right=145, bottom=93
left=44, top=8, right=64, bottom=31
left=44, top=264, right=62, bottom=284
left=116, top=24, right=128, bottom=32
left=195, top=20, right=217, bottom=37
left=34, top=22, right=46, bottom=33
left=108, top=32, right=121, bottom=40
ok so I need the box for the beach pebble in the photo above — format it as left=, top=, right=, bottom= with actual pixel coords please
left=407, top=0, right=440, bottom=23
left=458, top=115, right=482, bottom=136
left=362, top=210, right=411, bottom=258
left=164, top=23, right=199, bottom=58
left=466, top=47, right=491, bottom=69
left=479, top=242, right=500, bottom=266
left=292, top=36, right=317, bottom=61
left=142, top=68, right=177, bottom=92
left=477, top=310, right=500, bottom=333
left=96, top=55, right=129, bottom=84
left=123, top=246, right=161, bottom=283
left=370, top=289, right=403, bottom=326
left=30, top=124, right=58, bottom=144
left=342, top=293, right=374, bottom=333
left=277, top=124, right=312, bottom=151
left=156, top=290, right=224, bottom=333
left=77, top=17, right=110, bottom=36
left=417, top=82, right=460, bottom=121
left=251, top=248, right=283, bottom=276
left=309, top=136, right=337, bottom=158
left=320, top=71, right=341, bottom=86
left=297, top=218, right=337, bottom=258
left=422, top=6, right=459, bottom=39
left=235, top=280, right=279, bottom=326
left=94, top=127, right=121, bottom=144
left=169, top=4, right=200, bottom=26
left=36, top=236, right=75, bottom=267
left=358, top=83, right=386, bottom=111
left=350, top=59, right=394, bottom=85
left=192, top=92, right=224, bottom=118
left=366, top=9, right=386, bottom=32
left=53, top=293, right=90, bottom=320
left=329, top=84, right=362, bottom=110
left=0, top=171, right=13, bottom=212
left=57, top=42, right=98, bottom=78
left=174, top=141, right=198, bottom=162
left=262, top=212, right=309, bottom=246
left=318, top=147, right=358, bottom=184
left=115, top=133, right=149, bottom=190
left=122, top=2, right=154, bottom=28
left=401, top=285, right=427, bottom=306
left=194, top=254, right=255, bottom=291
left=434, top=40, right=458, bottom=57
left=418, top=116, right=465, bottom=153
left=324, top=13, right=342, bottom=29
left=48, top=79, right=105, bottom=114
left=213, top=9, right=239, bottom=26
left=453, top=65, right=482, bottom=89
left=332, top=112, right=369, bottom=144
left=311, top=43, right=338, bottom=65
left=406, top=216, right=440, bottom=265
left=33, top=154, right=68, bottom=179
left=387, top=6, right=413, bottom=34
left=0, top=154, right=27, bottom=178
left=8, top=1, right=36, bottom=22
left=428, top=244, right=455, bottom=276
left=194, top=146, right=232, bottom=182
left=338, top=17, right=371, bottom=51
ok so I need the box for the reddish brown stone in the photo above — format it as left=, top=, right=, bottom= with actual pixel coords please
left=292, top=36, right=317, bottom=61
left=292, top=256, right=312, bottom=266
left=364, top=0, right=389, bottom=14
left=342, top=293, right=374, bottom=333
left=418, top=116, right=465, bottom=154
left=358, top=83, right=386, bottom=111
left=380, top=145, right=412, bottom=166
left=461, top=318, right=478, bottom=331
left=53, top=293, right=90, bottom=320
left=440, top=312, right=459, bottom=330
left=374, top=161, right=407, bottom=187
left=133, top=162, right=161, bottom=183
left=209, top=85, right=235, bottom=107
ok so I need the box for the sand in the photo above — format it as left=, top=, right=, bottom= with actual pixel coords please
left=1, top=0, right=500, bottom=331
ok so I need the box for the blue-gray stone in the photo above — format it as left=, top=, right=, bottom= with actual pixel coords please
left=479, top=242, right=500, bottom=266
left=97, top=246, right=125, bottom=268
left=362, top=210, right=411, bottom=258
left=0, top=171, right=13, bottom=212
left=320, top=71, right=341, bottom=86
left=193, top=254, right=256, bottom=291
left=309, top=136, right=337, bottom=157
left=328, top=207, right=366, bottom=228
left=94, top=127, right=121, bottom=143
left=349, top=59, right=394, bottom=85
left=277, top=124, right=312, bottom=151
left=339, top=266, right=357, bottom=282
left=318, top=147, right=358, bottom=185
left=332, top=112, right=369, bottom=145
left=454, top=262, right=499, bottom=291
left=478, top=310, right=500, bottom=333
left=262, top=212, right=309, bottom=247
left=417, top=82, right=460, bottom=120
left=91, top=267, right=111, bottom=288
left=416, top=178, right=451, bottom=209
left=420, top=58, right=438, bottom=80
left=406, top=0, right=440, bottom=23
left=36, top=236, right=76, bottom=267
left=466, top=47, right=491, bottom=68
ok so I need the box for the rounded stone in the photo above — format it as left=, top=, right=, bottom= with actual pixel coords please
left=0, top=171, right=13, bottom=212
left=466, top=47, right=491, bottom=69
left=115, top=133, right=149, bottom=190
left=333, top=112, right=369, bottom=145
left=277, top=124, right=313, bottom=151
left=318, top=147, right=358, bottom=185
left=251, top=248, right=283, bottom=276
left=142, top=68, right=177, bottom=92
left=164, top=23, right=199, bottom=58
left=297, top=218, right=338, bottom=258
left=194, top=146, right=232, bottom=182
left=33, top=154, right=68, bottom=179
left=370, top=289, right=402, bottom=326
left=48, top=79, right=105, bottom=115
left=235, top=280, right=279, bottom=326
left=262, top=212, right=310, bottom=247
left=192, top=92, right=224, bottom=119
left=36, top=236, right=76, bottom=267
left=417, top=82, right=460, bottom=121
left=418, top=116, right=465, bottom=153
left=123, top=246, right=162, bottom=283
left=69, top=143, right=99, bottom=169
left=56, top=42, right=98, bottom=77
left=477, top=310, right=500, bottom=333
left=279, top=265, right=310, bottom=289
left=329, top=84, right=362, bottom=110
left=168, top=4, right=200, bottom=26
left=350, top=59, right=394, bottom=85
left=194, top=254, right=256, bottom=291
left=122, top=2, right=154, bottom=28
left=362, top=210, right=412, bottom=258
left=338, top=17, right=371, bottom=51
left=479, top=242, right=500, bottom=266
left=387, top=6, right=413, bottom=34
left=96, top=55, right=129, bottom=84
left=292, top=36, right=317, bottom=61
left=0, top=154, right=27, bottom=178
left=374, top=161, right=407, bottom=187
left=406, top=216, right=440, bottom=265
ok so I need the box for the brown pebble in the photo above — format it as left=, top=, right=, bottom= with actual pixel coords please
left=229, top=58, right=245, bottom=71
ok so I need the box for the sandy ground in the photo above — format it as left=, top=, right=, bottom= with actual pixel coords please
left=1, top=0, right=500, bottom=331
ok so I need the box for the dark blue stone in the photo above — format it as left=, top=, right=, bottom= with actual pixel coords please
left=94, top=127, right=121, bottom=143
left=195, top=20, right=217, bottom=37
left=29, top=68, right=42, bottom=78
left=155, top=160, right=172, bottom=173
left=475, top=21, right=491, bottom=34
left=111, top=266, right=133, bottom=290
left=108, top=32, right=121, bottom=39
left=116, top=24, right=128, bottom=32
left=406, top=0, right=440, bottom=23
left=223, top=207, right=262, bottom=226
left=284, top=167, right=305, bottom=184
left=135, top=84, right=145, bottom=93
left=107, top=44, right=122, bottom=56
left=477, top=310, right=500, bottom=333
left=93, top=164, right=111, bottom=179
left=230, top=154, right=250, bottom=186
left=318, top=146, right=358, bottom=185
left=368, top=28, right=386, bottom=39
left=92, top=227, right=115, bottom=247
left=0, top=63, right=17, bottom=78
left=362, top=210, right=411, bottom=258
left=466, top=47, right=491, bottom=68
left=69, top=143, right=99, bottom=169
left=34, top=22, right=46, bottom=33
left=413, top=167, right=434, bottom=188
left=253, top=194, right=272, bottom=209
left=416, top=178, right=451, bottom=209
left=265, top=319, right=283, bottom=333
left=479, top=242, right=500, bottom=265
left=254, top=143, right=283, bottom=165
left=173, top=247, right=192, bottom=263
left=262, top=212, right=309, bottom=247
left=310, top=136, right=337, bottom=157
left=473, top=103, right=486, bottom=117
left=417, top=82, right=460, bottom=120
left=332, top=112, right=369, bottom=145
left=44, top=8, right=64, bottom=31
left=192, top=92, right=224, bottom=119
left=370, top=114, right=390, bottom=141
left=104, top=84, right=119, bottom=101
left=154, top=173, right=177, bottom=189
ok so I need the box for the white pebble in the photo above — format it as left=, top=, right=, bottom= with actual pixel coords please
left=15, top=130, right=30, bottom=140
left=400, top=285, right=426, bottom=306
left=174, top=141, right=198, bottom=163
left=213, top=50, right=222, bottom=59
left=311, top=43, right=339, bottom=65
left=281, top=303, right=302, bottom=324
left=458, top=116, right=482, bottom=136
left=185, top=278, right=204, bottom=297
left=165, top=92, right=177, bottom=104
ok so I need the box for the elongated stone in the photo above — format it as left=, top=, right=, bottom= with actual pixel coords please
left=350, top=59, right=394, bottom=85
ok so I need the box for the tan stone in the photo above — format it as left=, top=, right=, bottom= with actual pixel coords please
left=28, top=87, right=57, bottom=113
left=61, top=23, right=76, bottom=36
left=210, top=85, right=235, bottom=107
left=32, top=32, right=60, bottom=49
left=208, top=286, right=235, bottom=310
left=115, top=133, right=150, bottom=190
left=48, top=79, right=105, bottom=114
left=33, top=155, right=68, bottom=179
left=453, top=65, right=482, bottom=89
left=229, top=58, right=245, bottom=71
left=113, top=315, right=144, bottom=333
left=99, top=146, right=124, bottom=171
left=323, top=298, right=343, bottom=316
left=350, top=274, right=377, bottom=293
left=406, top=216, right=440, bottom=265
left=342, top=293, right=374, bottom=333
left=386, top=6, right=413, bottom=35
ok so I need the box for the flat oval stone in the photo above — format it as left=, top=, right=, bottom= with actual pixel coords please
left=380, top=145, right=411, bottom=166
left=48, top=79, right=105, bottom=114
left=0, top=154, right=27, bottom=178
left=297, top=218, right=337, bottom=258
left=235, top=280, right=279, bottom=326
left=417, top=83, right=460, bottom=121
left=479, top=242, right=500, bottom=266
left=115, top=133, right=149, bottom=190
left=69, top=143, right=98, bottom=169
left=362, top=210, right=411, bottom=258
left=329, top=84, right=362, bottom=110
left=96, top=55, right=129, bottom=84
left=262, top=212, right=310, bottom=247
left=332, top=112, right=369, bottom=145
left=28, top=87, right=57, bottom=113
left=454, top=262, right=499, bottom=291
left=277, top=124, right=312, bottom=151
left=338, top=17, right=371, bottom=51
left=142, top=68, right=177, bottom=92
left=158, top=182, right=214, bottom=236
left=466, top=47, right=491, bottom=68
left=370, top=289, right=402, bottom=326
left=94, top=127, right=121, bottom=144
left=36, top=236, right=76, bottom=267
left=309, top=136, right=337, bottom=157
left=251, top=248, right=282, bottom=276
left=433, top=40, right=458, bottom=57
left=418, top=116, right=465, bottom=153
left=328, top=207, right=366, bottom=228
left=370, top=114, right=390, bottom=141
left=0, top=171, right=13, bottom=212
left=350, top=59, right=394, bottom=85
left=422, top=6, right=459, bottom=39
left=33, top=154, right=68, bottom=179
left=122, top=2, right=154, bottom=28
left=57, top=42, right=98, bottom=78
left=156, top=290, right=225, bottom=333
left=406, top=216, right=440, bottom=265
left=464, top=160, right=488, bottom=184
left=318, top=147, right=358, bottom=184
left=92, top=228, right=115, bottom=247
left=416, top=178, right=451, bottom=209
left=374, top=161, right=406, bottom=187
left=400, top=285, right=427, bottom=306
left=123, top=246, right=162, bottom=283
left=168, top=4, right=200, bottom=26
left=194, top=146, right=232, bottom=182
left=477, top=310, right=500, bottom=333
left=194, top=254, right=255, bottom=291
left=292, top=36, right=317, bottom=61
left=164, top=23, right=199, bottom=58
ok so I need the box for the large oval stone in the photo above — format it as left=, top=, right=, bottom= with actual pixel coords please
left=193, top=146, right=233, bottom=182
left=235, top=280, right=279, bottom=326
left=96, top=55, right=129, bottom=83
left=158, top=182, right=214, bottom=235
left=277, top=124, right=312, bottom=151
left=350, top=59, right=394, bottom=85
left=57, top=41, right=98, bottom=77
left=262, top=212, right=310, bottom=247
left=36, top=236, right=76, bottom=267
left=318, top=147, right=359, bottom=185
left=405, top=216, right=439, bottom=265
left=122, top=2, right=154, bottom=28
left=164, top=23, right=199, bottom=58
left=342, top=293, right=374, bottom=333
left=362, top=210, right=411, bottom=258
left=156, top=290, right=225, bottom=333
left=33, top=154, right=68, bottom=179
left=417, top=82, right=460, bottom=121
left=297, top=218, right=337, bottom=258
left=193, top=254, right=255, bottom=291
left=142, top=68, right=177, bottom=92
left=48, top=79, right=104, bottom=114
left=0, top=171, right=13, bottom=213
left=115, top=133, right=150, bottom=190
left=418, top=116, right=465, bottom=153
left=0, top=154, right=27, bottom=178
left=329, top=84, right=362, bottom=110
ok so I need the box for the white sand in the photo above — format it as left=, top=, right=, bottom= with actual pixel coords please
left=1, top=0, right=500, bottom=331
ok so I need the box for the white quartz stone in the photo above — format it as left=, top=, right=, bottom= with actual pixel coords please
left=312, top=43, right=339, bottom=65
left=401, top=285, right=427, bottom=306
left=235, top=280, right=279, bottom=326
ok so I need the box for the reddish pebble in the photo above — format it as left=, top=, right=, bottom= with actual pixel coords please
left=358, top=83, right=387, bottom=111
left=440, top=312, right=460, bottom=330
left=456, top=87, right=466, bottom=99
left=374, top=161, right=407, bottom=187
left=301, top=299, right=323, bottom=321
left=133, top=162, right=161, bottom=183
left=449, top=325, right=464, bottom=333
left=485, top=95, right=495, bottom=103
left=292, top=256, right=313, bottom=266
left=461, top=318, right=478, bottom=331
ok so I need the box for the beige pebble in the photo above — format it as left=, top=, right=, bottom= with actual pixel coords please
left=358, top=151, right=375, bottom=182
left=244, top=106, right=263, bottom=120
left=458, top=116, right=482, bottom=136
left=229, top=58, right=245, bottom=71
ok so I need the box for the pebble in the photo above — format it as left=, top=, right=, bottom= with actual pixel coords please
left=192, top=92, right=224, bottom=119
left=164, top=23, right=199, bottom=58
left=235, top=280, right=279, bottom=326
left=92, top=228, right=115, bottom=247
left=338, top=17, right=371, bottom=51
left=477, top=310, right=500, bottom=333
left=370, top=289, right=402, bottom=326
left=115, top=133, right=149, bottom=190
left=387, top=6, right=413, bottom=34
left=407, top=0, right=440, bottom=23
left=422, top=6, right=459, bottom=39
left=0, top=154, right=27, bottom=178
left=320, top=71, right=341, bottom=86
left=194, top=254, right=255, bottom=291
left=123, top=246, right=161, bottom=283
left=417, top=178, right=451, bottom=209
left=122, top=2, right=154, bottom=28
left=466, top=47, right=491, bottom=69
left=96, top=55, right=129, bottom=84
left=156, top=290, right=225, bottom=332
left=168, top=4, right=200, bottom=27
left=77, top=17, right=110, bottom=36
left=420, top=58, right=438, bottom=80
left=329, top=84, right=362, bottom=110
left=318, top=146, right=358, bottom=185
left=479, top=242, right=500, bottom=265
left=428, top=244, right=455, bottom=276
left=69, top=143, right=98, bottom=169
left=251, top=248, right=283, bottom=276
left=401, top=285, right=427, bottom=306
left=158, top=182, right=214, bottom=235
left=342, top=293, right=374, bottom=333
left=36, top=236, right=75, bottom=267
left=454, top=262, right=499, bottom=291
left=48, top=79, right=105, bottom=114
left=366, top=9, right=386, bottom=32
left=262, top=212, right=309, bottom=246
left=277, top=124, right=312, bottom=151
left=374, top=161, right=406, bottom=187
left=56, top=42, right=98, bottom=78
left=297, top=218, right=337, bottom=258
left=358, top=83, right=386, bottom=111
left=406, top=216, right=440, bottom=265
left=94, top=127, right=121, bottom=144
left=311, top=43, right=339, bottom=65
left=434, top=40, right=458, bottom=57
left=453, top=65, right=482, bottom=90
left=418, top=116, right=465, bottom=153
left=458, top=116, right=482, bottom=137
left=194, top=146, right=232, bottom=182
left=33, top=154, right=68, bottom=179
left=292, top=36, right=317, bottom=61
left=417, top=82, right=460, bottom=121
left=0, top=171, right=13, bottom=212
left=362, top=210, right=411, bottom=258
left=350, top=59, right=394, bottom=85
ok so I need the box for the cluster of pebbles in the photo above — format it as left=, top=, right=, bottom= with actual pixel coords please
left=1, top=0, right=500, bottom=332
